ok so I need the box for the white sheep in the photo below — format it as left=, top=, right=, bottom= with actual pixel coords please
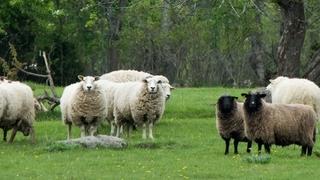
left=0, top=81, right=35, bottom=143
left=266, top=76, right=320, bottom=119
left=100, top=70, right=174, bottom=101
left=60, top=75, right=108, bottom=140
left=96, top=79, right=118, bottom=136
left=113, top=76, right=165, bottom=139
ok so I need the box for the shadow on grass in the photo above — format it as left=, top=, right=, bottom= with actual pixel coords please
left=133, top=140, right=192, bottom=150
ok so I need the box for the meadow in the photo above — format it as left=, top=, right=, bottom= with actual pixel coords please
left=0, top=84, right=319, bottom=179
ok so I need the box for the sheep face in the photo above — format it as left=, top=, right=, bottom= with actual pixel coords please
left=78, top=75, right=99, bottom=92
left=18, top=122, right=32, bottom=136
left=162, top=83, right=175, bottom=100
left=143, top=77, right=162, bottom=94
left=242, top=92, right=266, bottom=113
left=217, top=96, right=238, bottom=114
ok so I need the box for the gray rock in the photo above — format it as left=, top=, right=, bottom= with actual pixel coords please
left=58, top=135, right=127, bottom=149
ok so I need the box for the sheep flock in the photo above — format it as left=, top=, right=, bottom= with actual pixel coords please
left=2, top=70, right=320, bottom=158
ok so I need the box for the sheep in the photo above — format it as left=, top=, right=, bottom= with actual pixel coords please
left=241, top=92, right=317, bottom=156
left=254, top=87, right=272, bottom=103
left=100, top=70, right=174, bottom=101
left=113, top=76, right=165, bottom=139
left=60, top=75, right=108, bottom=140
left=95, top=79, right=119, bottom=136
left=0, top=81, right=35, bottom=143
left=266, top=76, right=320, bottom=119
left=216, top=95, right=252, bottom=155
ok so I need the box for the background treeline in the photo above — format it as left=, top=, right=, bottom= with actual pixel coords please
left=0, top=0, right=320, bottom=87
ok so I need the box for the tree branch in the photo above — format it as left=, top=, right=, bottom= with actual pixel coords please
left=13, top=64, right=48, bottom=78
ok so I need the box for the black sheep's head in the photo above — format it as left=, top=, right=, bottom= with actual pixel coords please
left=241, top=92, right=266, bottom=113
left=217, top=95, right=238, bottom=114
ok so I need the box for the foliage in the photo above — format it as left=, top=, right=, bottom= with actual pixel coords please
left=0, top=1, right=319, bottom=86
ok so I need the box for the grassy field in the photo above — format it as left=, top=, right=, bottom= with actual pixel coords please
left=1, top=84, right=320, bottom=179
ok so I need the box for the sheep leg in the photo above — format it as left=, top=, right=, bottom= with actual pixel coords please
left=307, top=146, right=313, bottom=156
left=148, top=123, right=154, bottom=140
left=258, top=143, right=263, bottom=154
left=247, top=141, right=252, bottom=153
left=123, top=124, right=131, bottom=138
left=301, top=146, right=307, bottom=156
left=67, top=123, right=72, bottom=140
left=110, top=121, right=116, bottom=136
left=142, top=123, right=147, bottom=139
left=80, top=125, right=86, bottom=138
left=89, top=125, right=97, bottom=136
left=264, top=144, right=271, bottom=154
left=223, top=138, right=230, bottom=155
left=8, top=127, right=18, bottom=143
left=3, top=129, right=7, bottom=142
left=120, top=125, right=124, bottom=135
left=116, top=125, right=121, bottom=137
left=233, top=139, right=239, bottom=154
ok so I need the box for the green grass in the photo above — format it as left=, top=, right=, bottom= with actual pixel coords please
left=1, top=85, right=320, bottom=179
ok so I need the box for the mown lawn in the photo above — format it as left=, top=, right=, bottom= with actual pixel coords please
left=0, top=84, right=319, bottom=179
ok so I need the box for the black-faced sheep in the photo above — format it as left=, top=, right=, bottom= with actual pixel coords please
left=241, top=92, right=317, bottom=156
left=216, top=95, right=252, bottom=154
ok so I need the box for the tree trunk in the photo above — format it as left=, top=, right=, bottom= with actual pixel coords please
left=249, top=0, right=265, bottom=85
left=276, top=0, right=306, bottom=77
left=303, top=49, right=320, bottom=82
left=104, top=0, right=127, bottom=72
left=161, top=0, right=176, bottom=83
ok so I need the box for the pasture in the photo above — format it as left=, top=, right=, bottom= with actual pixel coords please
left=0, top=84, right=319, bottom=179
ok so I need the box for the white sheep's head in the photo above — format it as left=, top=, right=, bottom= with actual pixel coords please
left=78, top=75, right=100, bottom=92
left=162, top=83, right=175, bottom=100
left=143, top=76, right=162, bottom=94
left=266, top=76, right=288, bottom=91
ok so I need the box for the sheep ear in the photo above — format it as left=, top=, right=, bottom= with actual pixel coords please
left=143, top=78, right=148, bottom=83
left=269, top=79, right=274, bottom=84
left=170, top=85, right=175, bottom=90
left=78, top=75, right=84, bottom=81
left=94, top=76, right=100, bottom=81
left=259, top=93, right=267, bottom=98
left=232, top=96, right=238, bottom=99
left=241, top=93, right=248, bottom=97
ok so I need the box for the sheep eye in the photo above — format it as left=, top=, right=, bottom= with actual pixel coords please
left=158, top=80, right=162, bottom=83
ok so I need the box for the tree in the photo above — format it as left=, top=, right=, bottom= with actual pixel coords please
left=276, top=0, right=306, bottom=77
left=249, top=0, right=265, bottom=85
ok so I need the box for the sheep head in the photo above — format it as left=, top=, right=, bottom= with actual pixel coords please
left=153, top=75, right=174, bottom=100
left=217, top=95, right=238, bottom=114
left=78, top=75, right=99, bottom=92
left=242, top=92, right=266, bottom=113
left=143, top=76, right=162, bottom=94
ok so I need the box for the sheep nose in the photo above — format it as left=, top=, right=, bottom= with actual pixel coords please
left=87, top=86, right=92, bottom=90
left=151, top=87, right=155, bottom=90
left=166, top=94, right=170, bottom=99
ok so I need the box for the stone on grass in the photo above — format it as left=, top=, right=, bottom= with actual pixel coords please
left=58, top=135, right=127, bottom=149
